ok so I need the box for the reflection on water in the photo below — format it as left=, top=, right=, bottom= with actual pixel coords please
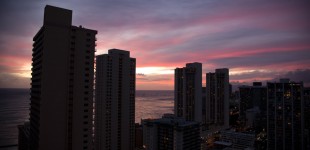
left=0, top=89, right=174, bottom=147
left=0, top=89, right=30, bottom=148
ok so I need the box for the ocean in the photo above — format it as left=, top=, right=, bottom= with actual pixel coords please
left=0, top=89, right=173, bottom=149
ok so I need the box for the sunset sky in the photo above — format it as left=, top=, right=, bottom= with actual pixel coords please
left=0, top=0, right=310, bottom=90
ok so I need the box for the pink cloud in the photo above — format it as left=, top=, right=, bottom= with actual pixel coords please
left=0, top=55, right=31, bottom=71
left=1, top=1, right=310, bottom=89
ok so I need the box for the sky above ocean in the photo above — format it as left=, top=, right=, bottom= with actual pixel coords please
left=0, top=0, right=310, bottom=90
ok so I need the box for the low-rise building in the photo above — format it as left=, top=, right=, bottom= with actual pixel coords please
left=142, top=114, right=201, bottom=150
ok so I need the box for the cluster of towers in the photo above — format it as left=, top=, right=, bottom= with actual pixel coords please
left=18, top=5, right=135, bottom=150
left=143, top=65, right=307, bottom=150
left=142, top=63, right=230, bottom=149
left=174, top=63, right=229, bottom=129
left=17, top=5, right=308, bottom=150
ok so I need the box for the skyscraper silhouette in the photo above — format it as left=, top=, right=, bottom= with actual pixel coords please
left=95, top=49, right=136, bottom=150
left=174, top=63, right=202, bottom=122
left=304, top=87, right=310, bottom=149
left=206, top=68, right=229, bottom=128
left=28, top=5, right=97, bottom=150
left=239, top=82, right=267, bottom=129
left=267, top=79, right=304, bottom=150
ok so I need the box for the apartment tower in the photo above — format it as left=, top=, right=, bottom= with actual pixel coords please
left=267, top=79, right=304, bottom=150
left=28, top=5, right=97, bottom=150
left=174, top=63, right=202, bottom=122
left=95, top=49, right=136, bottom=150
left=206, top=68, right=229, bottom=128
left=304, top=87, right=310, bottom=149
left=239, top=82, right=267, bottom=129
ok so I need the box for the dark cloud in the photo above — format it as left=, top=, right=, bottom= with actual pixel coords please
left=207, top=49, right=310, bottom=68
left=278, top=69, right=310, bottom=86
left=229, top=69, right=310, bottom=89
left=1, top=0, right=310, bottom=89
left=230, top=70, right=275, bottom=81
left=137, top=73, right=146, bottom=77
left=137, top=77, right=171, bottom=82
left=137, top=74, right=172, bottom=82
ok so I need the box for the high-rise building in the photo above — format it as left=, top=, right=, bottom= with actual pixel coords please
left=206, top=68, right=229, bottom=128
left=239, top=82, right=267, bottom=129
left=135, top=123, right=143, bottom=149
left=303, top=87, right=310, bottom=149
left=18, top=122, right=30, bottom=150
left=142, top=114, right=201, bottom=150
left=267, top=79, right=304, bottom=150
left=28, top=5, right=97, bottom=150
left=95, top=49, right=136, bottom=150
left=174, top=63, right=202, bottom=122
left=202, top=87, right=207, bottom=127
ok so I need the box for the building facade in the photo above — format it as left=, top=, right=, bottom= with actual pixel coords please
left=142, top=114, right=201, bottom=150
left=239, top=82, right=267, bottom=129
left=304, top=87, right=310, bottom=149
left=215, top=131, right=255, bottom=149
left=95, top=49, right=136, bottom=150
left=28, top=5, right=97, bottom=150
left=206, top=68, right=229, bottom=128
left=18, top=122, right=30, bottom=150
left=202, top=87, right=207, bottom=127
left=174, top=63, right=202, bottom=122
left=267, top=79, right=304, bottom=150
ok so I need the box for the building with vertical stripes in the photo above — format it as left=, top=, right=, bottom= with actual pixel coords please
left=267, top=79, right=304, bottom=150
left=174, top=63, right=202, bottom=122
left=95, top=49, right=136, bottom=150
left=206, top=68, right=229, bottom=128
left=28, top=5, right=97, bottom=150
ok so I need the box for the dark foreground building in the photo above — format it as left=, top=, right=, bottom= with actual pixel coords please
left=18, top=122, right=30, bottom=150
left=20, top=5, right=97, bottom=150
left=267, top=79, right=304, bottom=150
left=239, top=82, right=267, bottom=130
left=142, top=114, right=201, bottom=150
left=304, top=87, right=310, bottom=149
